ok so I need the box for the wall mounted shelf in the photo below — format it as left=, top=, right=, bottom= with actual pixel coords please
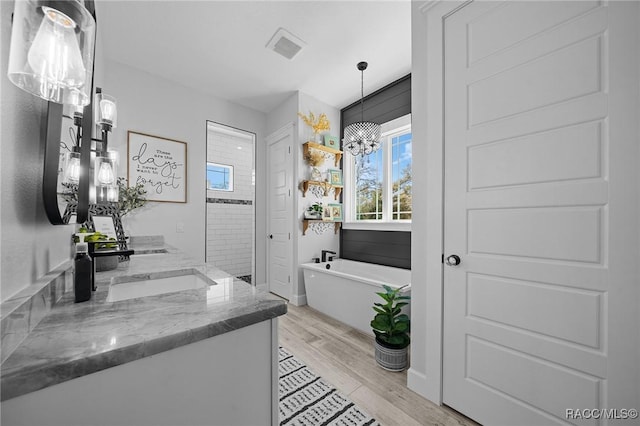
left=301, top=180, right=343, bottom=200
left=302, top=220, right=342, bottom=235
left=303, top=142, right=342, bottom=167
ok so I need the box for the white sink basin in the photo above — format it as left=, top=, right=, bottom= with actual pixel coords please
left=107, top=270, right=210, bottom=302
left=132, top=249, right=169, bottom=257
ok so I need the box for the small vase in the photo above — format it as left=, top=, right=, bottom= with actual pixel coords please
left=310, top=167, right=322, bottom=181
left=313, top=132, right=322, bottom=144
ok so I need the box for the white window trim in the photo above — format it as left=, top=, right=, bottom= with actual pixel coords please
left=206, top=162, right=234, bottom=192
left=343, top=114, right=411, bottom=231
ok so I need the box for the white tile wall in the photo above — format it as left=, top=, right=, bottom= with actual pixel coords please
left=206, top=128, right=255, bottom=278
left=207, top=131, right=254, bottom=201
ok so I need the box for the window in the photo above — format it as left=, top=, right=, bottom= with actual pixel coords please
left=344, top=114, right=411, bottom=230
left=206, top=162, right=233, bottom=191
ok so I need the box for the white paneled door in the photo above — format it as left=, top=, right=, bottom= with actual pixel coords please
left=443, top=2, right=639, bottom=425
left=266, top=125, right=293, bottom=300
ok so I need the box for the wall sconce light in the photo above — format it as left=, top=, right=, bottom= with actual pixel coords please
left=7, top=0, right=109, bottom=225
left=7, top=0, right=96, bottom=107
left=62, top=88, right=119, bottom=205
left=93, top=89, right=118, bottom=203
left=96, top=91, right=117, bottom=129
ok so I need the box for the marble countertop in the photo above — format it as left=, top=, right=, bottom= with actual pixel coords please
left=0, top=243, right=287, bottom=401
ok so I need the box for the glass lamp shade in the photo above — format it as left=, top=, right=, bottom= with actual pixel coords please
left=94, top=151, right=118, bottom=203
left=342, top=121, right=381, bottom=156
left=95, top=93, right=117, bottom=128
left=64, top=150, right=81, bottom=184
left=96, top=184, right=119, bottom=203
left=7, top=0, right=96, bottom=106
left=95, top=152, right=117, bottom=185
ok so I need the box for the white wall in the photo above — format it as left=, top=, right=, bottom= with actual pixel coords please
left=103, top=60, right=267, bottom=282
left=0, top=0, right=106, bottom=302
left=407, top=0, right=432, bottom=399
left=295, top=93, right=341, bottom=300
left=266, top=93, right=298, bottom=136
left=266, top=91, right=340, bottom=303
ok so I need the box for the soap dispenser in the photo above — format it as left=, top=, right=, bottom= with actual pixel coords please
left=74, top=241, right=92, bottom=303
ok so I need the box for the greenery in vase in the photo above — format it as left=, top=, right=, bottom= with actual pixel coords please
left=371, top=284, right=411, bottom=348
left=305, top=203, right=322, bottom=219
left=307, top=202, right=323, bottom=215
left=117, top=177, right=147, bottom=216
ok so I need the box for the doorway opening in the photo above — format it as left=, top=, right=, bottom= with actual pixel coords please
left=206, top=121, right=256, bottom=284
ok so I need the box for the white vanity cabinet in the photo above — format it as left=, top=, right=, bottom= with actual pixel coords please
left=2, top=319, right=279, bottom=426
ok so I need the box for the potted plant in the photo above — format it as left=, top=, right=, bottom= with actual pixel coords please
left=304, top=202, right=323, bottom=220
left=371, top=284, right=411, bottom=371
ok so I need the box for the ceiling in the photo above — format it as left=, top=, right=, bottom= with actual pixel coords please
left=97, top=1, right=411, bottom=114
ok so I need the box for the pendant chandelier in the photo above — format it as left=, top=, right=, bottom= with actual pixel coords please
left=343, top=62, right=381, bottom=157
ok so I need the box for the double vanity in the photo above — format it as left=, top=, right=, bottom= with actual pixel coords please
left=0, top=239, right=286, bottom=426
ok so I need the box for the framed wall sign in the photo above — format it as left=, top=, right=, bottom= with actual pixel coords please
left=127, top=131, right=187, bottom=203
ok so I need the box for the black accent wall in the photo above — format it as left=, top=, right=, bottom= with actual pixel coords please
left=339, top=74, right=412, bottom=269
left=341, top=74, right=411, bottom=129
left=340, top=229, right=411, bottom=270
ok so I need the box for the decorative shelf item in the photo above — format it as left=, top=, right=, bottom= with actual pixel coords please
left=303, top=142, right=342, bottom=167
left=303, top=220, right=342, bottom=235
left=298, top=111, right=331, bottom=145
left=301, top=180, right=343, bottom=200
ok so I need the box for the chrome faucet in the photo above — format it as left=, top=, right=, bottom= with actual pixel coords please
left=321, top=250, right=336, bottom=262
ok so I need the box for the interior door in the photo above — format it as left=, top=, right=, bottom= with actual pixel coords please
left=266, top=125, right=293, bottom=300
left=443, top=2, right=638, bottom=425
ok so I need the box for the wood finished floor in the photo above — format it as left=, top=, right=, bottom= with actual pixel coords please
left=278, top=303, right=478, bottom=426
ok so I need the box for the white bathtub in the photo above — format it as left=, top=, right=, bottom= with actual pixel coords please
left=301, top=259, right=411, bottom=336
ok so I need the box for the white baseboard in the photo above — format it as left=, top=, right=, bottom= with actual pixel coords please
left=407, top=368, right=441, bottom=405
left=289, top=293, right=307, bottom=306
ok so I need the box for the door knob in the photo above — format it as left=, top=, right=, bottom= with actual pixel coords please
left=269, top=234, right=273, bottom=239
left=445, top=254, right=461, bottom=266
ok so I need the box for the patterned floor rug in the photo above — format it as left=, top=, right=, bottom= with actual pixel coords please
left=279, top=347, right=380, bottom=426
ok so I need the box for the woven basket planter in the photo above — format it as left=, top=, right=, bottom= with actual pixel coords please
left=374, top=339, right=408, bottom=372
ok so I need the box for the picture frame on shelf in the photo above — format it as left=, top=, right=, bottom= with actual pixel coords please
left=329, top=203, right=343, bottom=221
left=322, top=204, right=334, bottom=221
left=323, top=135, right=339, bottom=149
left=328, top=169, right=343, bottom=186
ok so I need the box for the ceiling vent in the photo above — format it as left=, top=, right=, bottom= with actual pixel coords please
left=266, top=28, right=306, bottom=60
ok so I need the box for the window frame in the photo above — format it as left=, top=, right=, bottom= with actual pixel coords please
left=206, top=162, right=234, bottom=192
left=343, top=114, right=412, bottom=231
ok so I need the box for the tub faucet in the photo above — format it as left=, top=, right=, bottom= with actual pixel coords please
left=321, top=250, right=336, bottom=262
